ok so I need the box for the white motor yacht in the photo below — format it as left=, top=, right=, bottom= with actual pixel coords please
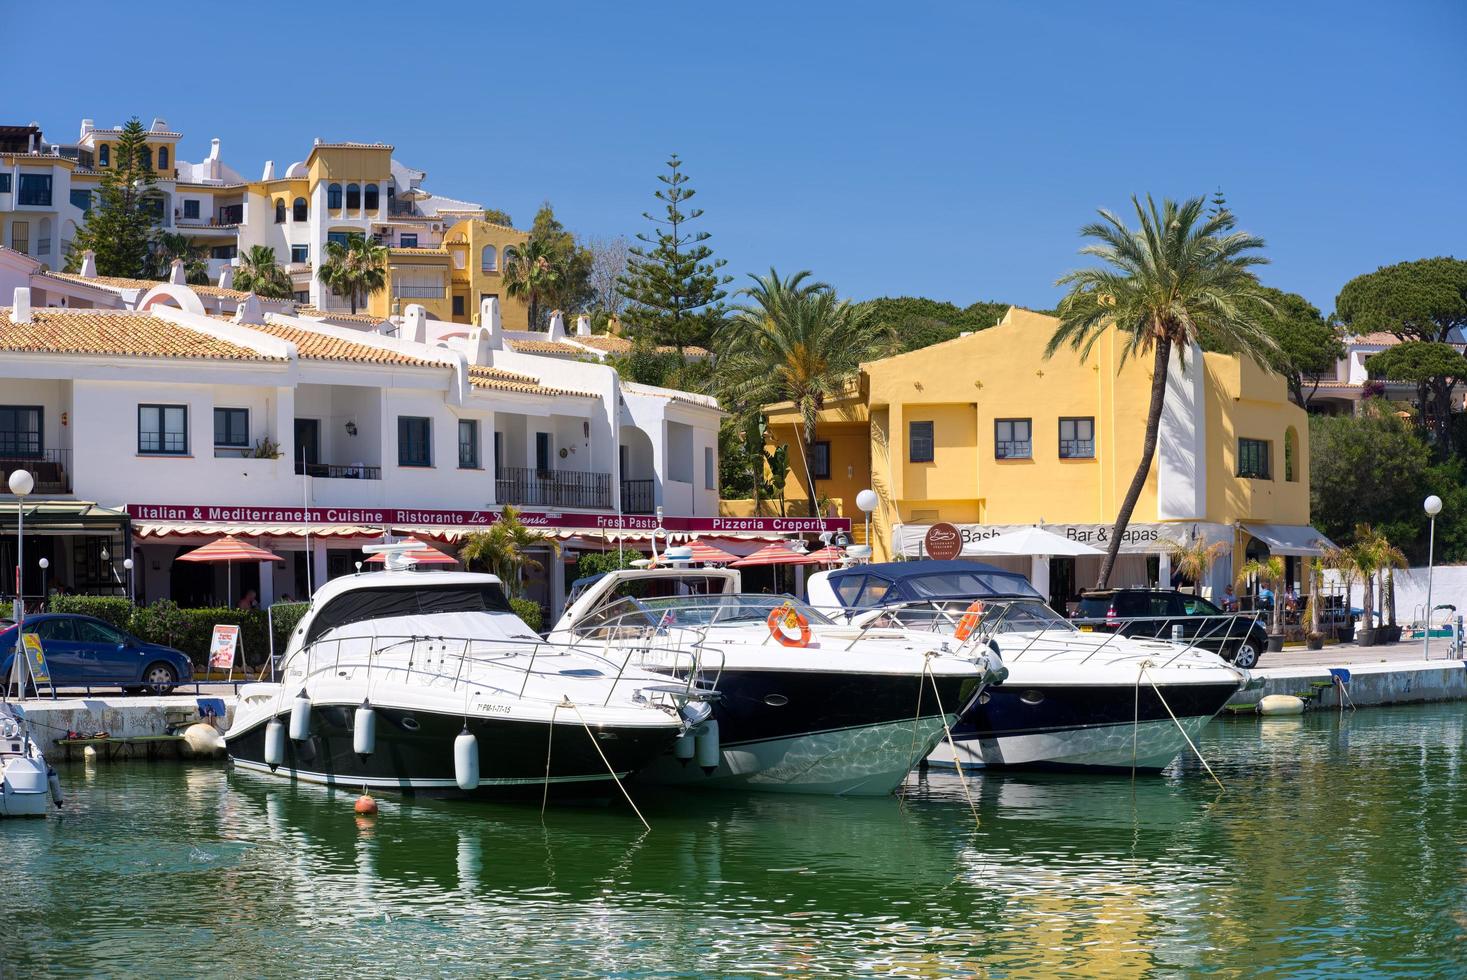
left=807, top=561, right=1252, bottom=772
left=547, top=565, right=1005, bottom=796
left=226, top=568, right=711, bottom=798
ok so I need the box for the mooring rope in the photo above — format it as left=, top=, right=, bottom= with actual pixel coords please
left=570, top=701, right=651, bottom=833
left=898, top=655, right=929, bottom=798
left=1131, top=663, right=1142, bottom=784
left=1141, top=664, right=1225, bottom=791
left=924, top=656, right=981, bottom=829
left=540, top=701, right=561, bottom=819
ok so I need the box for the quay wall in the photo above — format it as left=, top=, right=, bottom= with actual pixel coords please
left=1229, top=660, right=1467, bottom=710
left=14, top=695, right=236, bottom=746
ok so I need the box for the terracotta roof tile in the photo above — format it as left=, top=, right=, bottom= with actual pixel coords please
left=48, top=272, right=157, bottom=291
left=295, top=306, right=390, bottom=325
left=248, top=321, right=437, bottom=366
left=572, top=334, right=708, bottom=357
left=0, top=308, right=280, bottom=361
left=467, top=365, right=594, bottom=398
left=311, top=141, right=393, bottom=150
left=388, top=246, right=449, bottom=256
left=1349, top=332, right=1400, bottom=346
left=509, top=338, right=587, bottom=356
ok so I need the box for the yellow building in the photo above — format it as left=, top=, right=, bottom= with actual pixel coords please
left=442, top=219, right=531, bottom=329
left=766, top=307, right=1329, bottom=604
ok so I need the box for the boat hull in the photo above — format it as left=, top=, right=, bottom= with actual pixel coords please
left=932, top=680, right=1240, bottom=772
left=646, top=667, right=979, bottom=796
left=227, top=703, right=680, bottom=799
left=1, top=756, right=51, bottom=817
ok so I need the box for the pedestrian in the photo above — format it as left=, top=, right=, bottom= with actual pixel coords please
left=237, top=589, right=258, bottom=610
left=1221, top=584, right=1238, bottom=612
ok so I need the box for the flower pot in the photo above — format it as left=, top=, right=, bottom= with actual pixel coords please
left=1306, top=634, right=1325, bottom=651
left=1266, top=633, right=1285, bottom=653
left=1381, top=625, right=1402, bottom=644
left=1356, top=627, right=1380, bottom=646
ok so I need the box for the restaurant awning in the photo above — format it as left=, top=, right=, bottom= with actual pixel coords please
left=1241, top=523, right=1336, bottom=557
left=133, top=522, right=381, bottom=539
left=0, top=501, right=130, bottom=535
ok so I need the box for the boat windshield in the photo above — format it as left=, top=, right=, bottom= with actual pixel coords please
left=870, top=598, right=1075, bottom=636
left=306, top=582, right=515, bottom=645
left=574, top=593, right=833, bottom=634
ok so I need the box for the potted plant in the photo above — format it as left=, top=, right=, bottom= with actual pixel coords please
left=1378, top=536, right=1407, bottom=644
left=1324, top=544, right=1356, bottom=643
left=1348, top=524, right=1385, bottom=646
left=1170, top=539, right=1226, bottom=596
left=1303, top=558, right=1326, bottom=650
left=1236, top=555, right=1286, bottom=652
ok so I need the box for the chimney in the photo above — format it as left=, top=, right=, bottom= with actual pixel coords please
left=151, top=118, right=168, bottom=132
left=218, top=265, right=235, bottom=290
left=607, top=313, right=623, bottom=337
left=403, top=304, right=427, bottom=343
left=261, top=160, right=275, bottom=181
left=470, top=328, right=494, bottom=366
left=209, top=138, right=222, bottom=181
left=575, top=314, right=591, bottom=337
left=79, top=250, right=98, bottom=278
left=11, top=287, right=32, bottom=324
left=233, top=293, right=265, bottom=325
left=169, top=259, right=187, bottom=285
left=547, top=310, right=565, bottom=341
left=80, top=119, right=94, bottom=140
left=480, top=297, right=503, bottom=350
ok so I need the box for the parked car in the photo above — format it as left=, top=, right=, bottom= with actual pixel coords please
left=1075, top=589, right=1269, bottom=669
left=0, top=614, right=193, bottom=695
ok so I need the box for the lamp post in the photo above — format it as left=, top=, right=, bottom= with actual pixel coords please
left=38, top=557, right=48, bottom=609
left=855, top=489, right=879, bottom=553
left=9, top=470, right=34, bottom=622
left=1423, top=494, right=1443, bottom=660
left=123, top=558, right=135, bottom=605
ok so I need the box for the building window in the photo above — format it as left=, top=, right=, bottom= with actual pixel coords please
left=400, top=233, right=418, bottom=249
left=327, top=231, right=352, bottom=248
left=0, top=174, right=9, bottom=193
left=493, top=431, right=503, bottom=472
left=1059, top=417, right=1095, bottom=459
left=364, top=184, right=379, bottom=210
left=452, top=295, right=465, bottom=317
left=995, top=418, right=1032, bottom=459
left=327, top=183, right=343, bottom=209
left=290, top=245, right=308, bottom=264
left=705, top=446, right=716, bottom=490
left=1284, top=427, right=1298, bottom=482
left=70, top=189, right=92, bottom=213
left=398, top=416, right=432, bottom=467
left=345, top=183, right=361, bottom=210
left=139, top=146, right=152, bottom=171
left=17, top=174, right=52, bottom=207
left=810, top=440, right=831, bottom=479
left=1238, top=438, right=1272, bottom=480
left=458, top=419, right=480, bottom=469
left=481, top=245, right=497, bottom=271
left=274, top=199, right=286, bottom=223
left=214, top=407, right=249, bottom=448
left=138, top=404, right=188, bottom=455
left=909, top=421, right=934, bottom=463
left=210, top=245, right=236, bottom=260
left=535, top=432, right=553, bottom=474
left=293, top=197, right=307, bottom=221
left=182, top=199, right=200, bottom=220
left=157, top=146, right=168, bottom=169
left=98, top=144, right=109, bottom=167
left=0, top=406, right=43, bottom=456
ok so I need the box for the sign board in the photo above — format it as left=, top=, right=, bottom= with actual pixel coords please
left=896, top=521, right=1235, bottom=558
left=209, top=625, right=241, bottom=670
left=923, top=522, right=964, bottom=561
left=21, top=632, right=48, bottom=684
left=125, top=504, right=850, bottom=535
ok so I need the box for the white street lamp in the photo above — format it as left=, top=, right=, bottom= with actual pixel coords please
left=38, top=557, right=48, bottom=608
left=123, top=558, right=135, bottom=605
left=855, top=489, right=879, bottom=552
left=1424, top=494, right=1443, bottom=659
left=8, top=469, right=33, bottom=695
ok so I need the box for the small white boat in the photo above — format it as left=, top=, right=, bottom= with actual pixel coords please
left=1, top=703, right=62, bottom=817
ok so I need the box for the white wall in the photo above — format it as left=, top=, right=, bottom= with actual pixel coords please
left=1324, top=564, right=1467, bottom=627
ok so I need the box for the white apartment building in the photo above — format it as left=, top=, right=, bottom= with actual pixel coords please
left=0, top=287, right=739, bottom=616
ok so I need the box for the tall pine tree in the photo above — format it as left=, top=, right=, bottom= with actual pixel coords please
left=65, top=117, right=157, bottom=278
left=617, top=154, right=730, bottom=356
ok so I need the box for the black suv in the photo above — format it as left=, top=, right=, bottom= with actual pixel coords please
left=1075, top=589, right=1268, bottom=669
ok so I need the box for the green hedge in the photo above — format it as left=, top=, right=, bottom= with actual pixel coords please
left=510, top=597, right=543, bottom=633
left=48, top=595, right=134, bottom=629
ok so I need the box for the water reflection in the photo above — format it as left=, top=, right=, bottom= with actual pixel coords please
left=0, top=706, right=1462, bottom=976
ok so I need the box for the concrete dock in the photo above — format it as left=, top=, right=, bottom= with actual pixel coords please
left=1228, top=637, right=1467, bottom=710
left=7, top=693, right=235, bottom=758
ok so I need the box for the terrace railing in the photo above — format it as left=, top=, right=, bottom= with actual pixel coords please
left=497, top=466, right=610, bottom=510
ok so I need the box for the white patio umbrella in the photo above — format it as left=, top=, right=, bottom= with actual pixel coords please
left=963, top=525, right=1103, bottom=602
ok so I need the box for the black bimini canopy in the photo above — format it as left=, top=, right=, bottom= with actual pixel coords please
left=825, top=560, right=1042, bottom=608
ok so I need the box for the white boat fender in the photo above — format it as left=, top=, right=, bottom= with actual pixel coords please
left=264, top=718, right=286, bottom=769
left=454, top=726, right=480, bottom=791
left=47, top=767, right=63, bottom=808
left=673, top=731, right=696, bottom=766
left=182, top=723, right=226, bottom=758
left=353, top=702, right=377, bottom=759
left=1258, top=694, right=1306, bottom=716
left=694, top=720, right=720, bottom=775
left=289, top=692, right=312, bottom=741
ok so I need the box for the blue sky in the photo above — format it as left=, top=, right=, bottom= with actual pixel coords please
left=8, top=1, right=1464, bottom=314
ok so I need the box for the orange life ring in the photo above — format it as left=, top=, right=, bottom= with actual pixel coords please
left=767, top=604, right=812, bottom=648
left=954, top=600, right=986, bottom=641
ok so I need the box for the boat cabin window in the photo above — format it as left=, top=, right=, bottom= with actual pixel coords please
left=597, top=574, right=728, bottom=606
left=306, top=583, right=513, bottom=644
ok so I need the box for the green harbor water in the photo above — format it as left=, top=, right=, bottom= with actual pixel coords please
left=3, top=705, right=1465, bottom=978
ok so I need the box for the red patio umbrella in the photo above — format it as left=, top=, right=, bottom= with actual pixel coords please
left=176, top=535, right=282, bottom=606
left=806, top=545, right=847, bottom=564
left=730, top=542, right=817, bottom=567
left=364, top=538, right=458, bottom=566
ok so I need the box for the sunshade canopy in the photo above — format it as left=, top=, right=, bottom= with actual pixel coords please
left=963, top=526, right=1103, bottom=557
left=731, top=542, right=818, bottom=567
left=175, top=535, right=281, bottom=563
left=364, top=538, right=458, bottom=565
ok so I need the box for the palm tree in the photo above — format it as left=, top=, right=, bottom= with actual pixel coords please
left=232, top=245, right=294, bottom=299
left=1236, top=555, right=1286, bottom=638
left=718, top=270, right=890, bottom=500
left=1048, top=195, right=1274, bottom=588
left=1170, top=539, right=1226, bottom=590
left=502, top=239, right=560, bottom=330
left=316, top=234, right=388, bottom=315
left=458, top=506, right=559, bottom=597
left=149, top=231, right=209, bottom=284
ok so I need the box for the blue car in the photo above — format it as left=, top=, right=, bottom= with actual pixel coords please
left=0, top=614, right=194, bottom=695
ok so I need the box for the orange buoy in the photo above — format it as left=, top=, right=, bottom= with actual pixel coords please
left=354, top=793, right=378, bottom=815
left=954, top=600, right=986, bottom=641
left=766, top=604, right=812, bottom=648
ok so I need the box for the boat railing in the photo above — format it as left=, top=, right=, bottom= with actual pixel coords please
left=277, top=632, right=710, bottom=710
